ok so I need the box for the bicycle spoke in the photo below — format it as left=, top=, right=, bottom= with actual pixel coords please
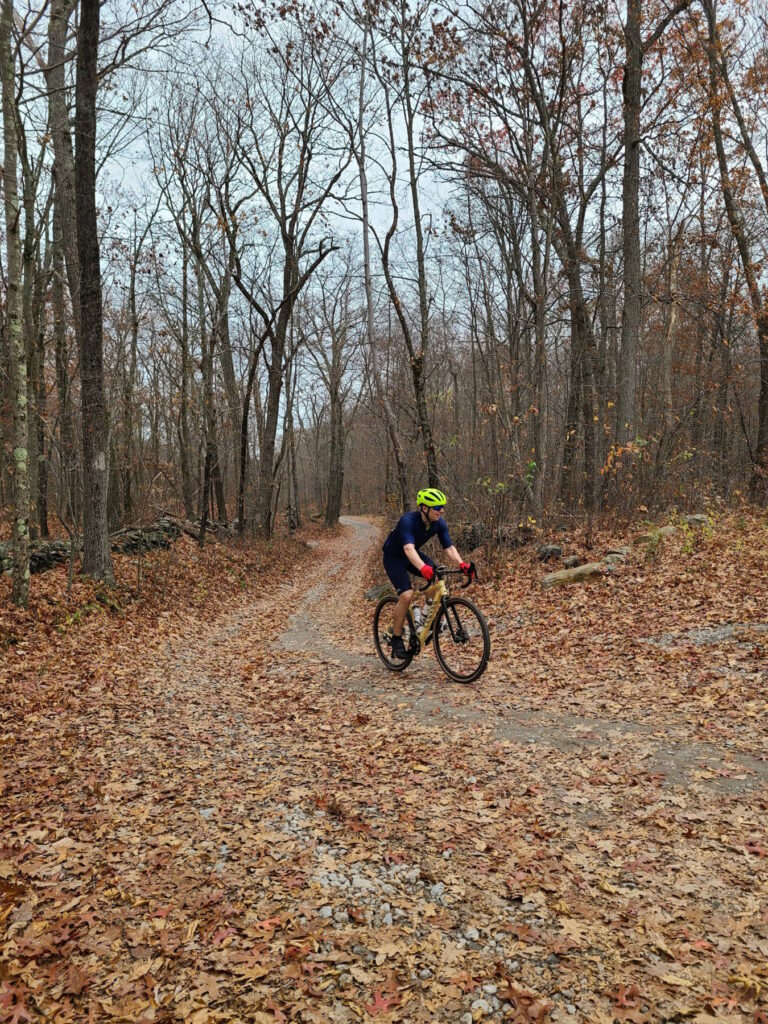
left=373, top=594, right=416, bottom=671
left=434, top=597, right=489, bottom=683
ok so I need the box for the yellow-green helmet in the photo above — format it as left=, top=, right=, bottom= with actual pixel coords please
left=416, top=487, right=447, bottom=508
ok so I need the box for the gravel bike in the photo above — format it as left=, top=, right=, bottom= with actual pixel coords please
left=373, top=564, right=490, bottom=683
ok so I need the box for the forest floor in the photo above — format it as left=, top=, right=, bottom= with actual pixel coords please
left=1, top=508, right=767, bottom=1024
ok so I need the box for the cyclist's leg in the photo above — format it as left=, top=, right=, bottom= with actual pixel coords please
left=382, top=555, right=414, bottom=657
left=392, top=588, right=413, bottom=636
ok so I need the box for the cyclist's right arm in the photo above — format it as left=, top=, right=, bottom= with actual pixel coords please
left=403, top=543, right=426, bottom=573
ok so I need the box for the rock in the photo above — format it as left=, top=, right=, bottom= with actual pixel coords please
left=429, top=882, right=445, bottom=900
left=318, top=905, right=333, bottom=919
left=542, top=562, right=604, bottom=589
left=602, top=553, right=625, bottom=565
left=606, top=545, right=630, bottom=556
left=563, top=555, right=580, bottom=569
left=382, top=912, right=393, bottom=926
left=465, top=926, right=480, bottom=941
left=2, top=538, right=71, bottom=575
left=537, top=543, right=562, bottom=563
left=686, top=514, right=711, bottom=528
left=633, top=525, right=676, bottom=544
left=111, top=518, right=181, bottom=554
left=365, top=583, right=392, bottom=602
left=470, top=998, right=492, bottom=1014
left=2, top=519, right=185, bottom=577
left=461, top=1014, right=473, bottom=1024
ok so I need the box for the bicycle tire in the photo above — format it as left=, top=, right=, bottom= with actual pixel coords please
left=373, top=594, right=416, bottom=671
left=433, top=596, right=490, bottom=683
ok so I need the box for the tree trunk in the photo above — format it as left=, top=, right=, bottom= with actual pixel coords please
left=325, top=394, right=344, bottom=527
left=75, top=0, right=113, bottom=581
left=211, top=432, right=227, bottom=524
left=400, top=19, right=439, bottom=487
left=704, top=0, right=768, bottom=498
left=290, top=421, right=301, bottom=528
left=34, top=235, right=50, bottom=537
left=0, top=302, right=9, bottom=508
left=1, top=0, right=30, bottom=605
left=286, top=361, right=301, bottom=529
left=196, top=263, right=216, bottom=544
left=616, top=0, right=642, bottom=443
left=45, top=0, right=80, bottom=331
left=558, top=254, right=598, bottom=512
left=237, top=344, right=261, bottom=533
left=123, top=245, right=139, bottom=521
left=255, top=351, right=285, bottom=538
left=53, top=192, right=78, bottom=526
left=179, top=235, right=195, bottom=518
left=217, top=269, right=240, bottom=465
left=529, top=187, right=550, bottom=521
left=21, top=157, right=39, bottom=541
left=660, top=232, right=682, bottom=434
left=357, top=19, right=408, bottom=512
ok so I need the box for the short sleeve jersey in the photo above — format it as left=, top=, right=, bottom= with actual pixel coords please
left=382, top=510, right=452, bottom=559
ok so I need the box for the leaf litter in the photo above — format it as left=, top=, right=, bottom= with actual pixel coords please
left=1, top=511, right=767, bottom=1022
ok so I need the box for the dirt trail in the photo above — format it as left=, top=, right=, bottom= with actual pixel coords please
left=281, top=516, right=768, bottom=794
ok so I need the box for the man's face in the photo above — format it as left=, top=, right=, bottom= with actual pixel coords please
left=426, top=506, right=444, bottom=522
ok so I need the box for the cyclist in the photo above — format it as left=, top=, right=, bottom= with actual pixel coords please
left=382, top=488, right=474, bottom=660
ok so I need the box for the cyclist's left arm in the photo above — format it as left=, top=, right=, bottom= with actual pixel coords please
left=439, top=524, right=472, bottom=575
left=436, top=520, right=460, bottom=565
left=443, top=545, right=464, bottom=567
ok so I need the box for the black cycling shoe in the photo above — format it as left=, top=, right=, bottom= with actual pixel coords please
left=391, top=635, right=407, bottom=660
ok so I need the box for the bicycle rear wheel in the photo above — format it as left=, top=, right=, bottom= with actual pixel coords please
left=373, top=594, right=416, bottom=671
left=433, top=597, right=490, bottom=683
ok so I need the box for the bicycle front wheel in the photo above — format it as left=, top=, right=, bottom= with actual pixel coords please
left=433, top=597, right=490, bottom=683
left=373, top=594, right=416, bottom=671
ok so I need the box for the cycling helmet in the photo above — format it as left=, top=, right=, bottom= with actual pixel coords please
left=416, top=488, right=447, bottom=508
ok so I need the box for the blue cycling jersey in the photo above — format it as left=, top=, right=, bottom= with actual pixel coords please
left=382, top=509, right=452, bottom=558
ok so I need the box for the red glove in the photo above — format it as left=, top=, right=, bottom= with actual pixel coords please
left=460, top=561, right=476, bottom=579
left=420, top=564, right=435, bottom=581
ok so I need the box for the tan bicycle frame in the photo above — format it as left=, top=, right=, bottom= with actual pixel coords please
left=409, top=578, right=447, bottom=646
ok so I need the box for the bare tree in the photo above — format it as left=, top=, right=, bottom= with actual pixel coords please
left=1, top=0, right=30, bottom=604
left=74, top=0, right=113, bottom=580
left=212, top=25, right=351, bottom=536
left=299, top=257, right=363, bottom=526
left=700, top=0, right=768, bottom=498
left=616, top=0, right=693, bottom=444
